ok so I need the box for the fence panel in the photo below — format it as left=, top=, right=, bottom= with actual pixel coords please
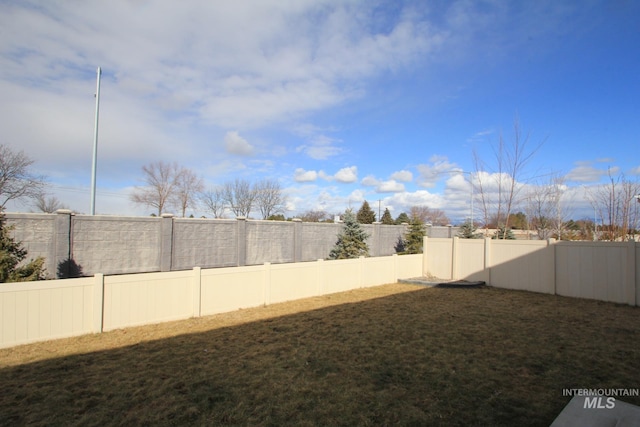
left=396, top=254, right=423, bottom=279
left=269, top=262, right=320, bottom=304
left=489, top=240, right=553, bottom=293
left=200, top=265, right=265, bottom=316
left=424, top=238, right=453, bottom=279
left=456, top=239, right=488, bottom=282
left=103, top=270, right=194, bottom=331
left=362, top=256, right=395, bottom=287
left=0, top=278, right=94, bottom=348
left=322, top=258, right=363, bottom=294
left=555, top=242, right=634, bottom=304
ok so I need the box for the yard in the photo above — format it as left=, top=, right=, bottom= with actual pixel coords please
left=1, top=283, right=639, bottom=426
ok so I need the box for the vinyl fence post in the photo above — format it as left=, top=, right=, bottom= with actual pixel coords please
left=193, top=267, right=202, bottom=317
left=422, top=236, right=429, bottom=277
left=452, top=236, right=459, bottom=280
left=93, top=273, right=104, bottom=333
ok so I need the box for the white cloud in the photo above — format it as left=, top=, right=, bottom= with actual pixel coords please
left=361, top=175, right=380, bottom=186
left=377, top=180, right=405, bottom=193
left=334, top=166, right=358, bottom=183
left=296, top=134, right=343, bottom=160
left=566, top=164, right=618, bottom=183
left=224, top=131, right=254, bottom=156
left=416, top=155, right=460, bottom=188
left=390, top=170, right=413, bottom=182
left=294, top=168, right=318, bottom=182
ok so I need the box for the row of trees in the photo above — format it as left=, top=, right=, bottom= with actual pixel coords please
left=130, top=161, right=287, bottom=219
left=470, top=119, right=640, bottom=241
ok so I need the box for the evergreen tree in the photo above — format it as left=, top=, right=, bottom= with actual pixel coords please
left=400, top=219, right=425, bottom=254
left=356, top=200, right=376, bottom=224
left=328, top=210, right=369, bottom=259
left=380, top=208, right=394, bottom=225
left=492, top=225, right=516, bottom=240
left=395, top=212, right=410, bottom=224
left=0, top=215, right=46, bottom=282
left=457, top=221, right=482, bottom=239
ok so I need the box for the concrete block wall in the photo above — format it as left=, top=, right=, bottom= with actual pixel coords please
left=246, top=220, right=295, bottom=265
left=72, top=215, right=162, bottom=275
left=6, top=212, right=459, bottom=277
left=4, top=213, right=56, bottom=276
left=172, top=218, right=238, bottom=270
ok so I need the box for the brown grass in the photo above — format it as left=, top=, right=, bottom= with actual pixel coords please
left=1, top=283, right=639, bottom=426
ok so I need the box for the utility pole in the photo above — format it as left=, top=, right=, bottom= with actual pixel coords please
left=90, top=66, right=102, bottom=215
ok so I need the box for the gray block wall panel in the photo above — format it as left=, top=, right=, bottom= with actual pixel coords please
left=246, top=221, right=295, bottom=265
left=172, top=219, right=238, bottom=270
left=6, top=213, right=56, bottom=278
left=378, top=224, right=407, bottom=256
left=72, top=215, right=162, bottom=276
left=300, top=222, right=341, bottom=261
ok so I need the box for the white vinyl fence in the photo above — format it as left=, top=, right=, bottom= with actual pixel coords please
left=423, top=237, right=639, bottom=306
left=0, top=254, right=422, bottom=349
left=2, top=238, right=638, bottom=350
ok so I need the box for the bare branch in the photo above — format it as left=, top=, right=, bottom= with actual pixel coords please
left=0, top=144, right=47, bottom=210
left=130, top=161, right=181, bottom=216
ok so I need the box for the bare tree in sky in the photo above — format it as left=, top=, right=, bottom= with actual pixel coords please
left=32, top=195, right=67, bottom=213
left=200, top=186, right=227, bottom=218
left=409, top=206, right=450, bottom=225
left=473, top=117, right=544, bottom=238
left=222, top=178, right=255, bottom=217
left=254, top=179, right=287, bottom=220
left=524, top=175, right=572, bottom=240
left=172, top=168, right=204, bottom=217
left=589, top=169, right=640, bottom=240
left=0, top=144, right=46, bottom=210
left=130, top=161, right=181, bottom=216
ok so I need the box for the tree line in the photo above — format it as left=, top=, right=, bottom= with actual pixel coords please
left=130, top=161, right=287, bottom=219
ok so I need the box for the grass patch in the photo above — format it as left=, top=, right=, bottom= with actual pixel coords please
left=1, top=284, right=639, bottom=426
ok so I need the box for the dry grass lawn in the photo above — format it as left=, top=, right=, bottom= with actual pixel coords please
left=1, top=283, right=639, bottom=426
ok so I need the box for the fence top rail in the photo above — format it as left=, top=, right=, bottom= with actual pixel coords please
left=0, top=277, right=95, bottom=292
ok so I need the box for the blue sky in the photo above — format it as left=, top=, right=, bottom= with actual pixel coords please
left=1, top=0, right=639, bottom=222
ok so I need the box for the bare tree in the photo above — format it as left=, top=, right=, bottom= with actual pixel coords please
left=473, top=118, right=544, bottom=238
left=254, top=179, right=287, bottom=220
left=130, top=161, right=181, bottom=216
left=171, top=168, right=204, bottom=217
left=300, top=209, right=330, bottom=222
left=32, top=195, right=67, bottom=213
left=589, top=169, right=640, bottom=240
left=0, top=144, right=46, bottom=210
left=524, top=175, right=572, bottom=240
left=222, top=178, right=255, bottom=217
left=200, top=186, right=227, bottom=218
left=409, top=206, right=450, bottom=225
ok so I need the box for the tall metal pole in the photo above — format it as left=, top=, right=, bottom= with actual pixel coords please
left=90, top=67, right=102, bottom=215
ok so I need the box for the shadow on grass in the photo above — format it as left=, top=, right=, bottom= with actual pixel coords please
left=1, top=286, right=639, bottom=426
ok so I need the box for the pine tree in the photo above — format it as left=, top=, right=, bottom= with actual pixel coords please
left=395, top=212, right=410, bottom=224
left=457, top=221, right=482, bottom=239
left=0, top=215, right=46, bottom=282
left=492, top=225, right=516, bottom=240
left=328, top=210, right=369, bottom=259
left=400, top=219, right=425, bottom=254
left=356, top=200, right=376, bottom=224
left=380, top=208, right=394, bottom=225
